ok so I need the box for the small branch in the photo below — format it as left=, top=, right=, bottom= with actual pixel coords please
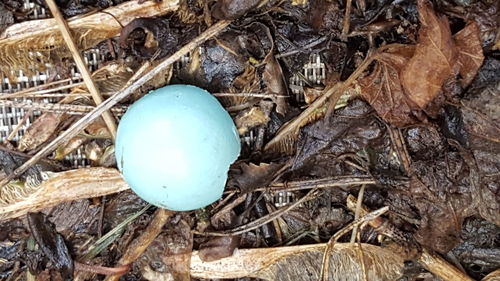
left=74, top=261, right=129, bottom=276
left=0, top=20, right=231, bottom=188
left=196, top=189, right=320, bottom=236
left=45, top=0, right=117, bottom=139
left=0, top=100, right=127, bottom=116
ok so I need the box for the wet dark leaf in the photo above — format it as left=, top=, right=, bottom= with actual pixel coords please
left=198, top=236, right=240, bottom=262
left=292, top=99, right=384, bottom=176
left=401, top=0, right=458, bottom=110
left=211, top=0, right=261, bottom=20
left=138, top=219, right=192, bottom=281
left=461, top=82, right=500, bottom=143
left=119, top=17, right=178, bottom=59
left=176, top=33, right=246, bottom=92
left=27, top=212, right=73, bottom=281
left=451, top=218, right=500, bottom=279
left=263, top=53, right=290, bottom=115
left=46, top=200, right=100, bottom=235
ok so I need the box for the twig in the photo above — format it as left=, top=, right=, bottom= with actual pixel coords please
left=342, top=0, right=353, bottom=38
left=319, top=206, right=389, bottom=281
left=196, top=189, right=320, bottom=236
left=104, top=208, right=174, bottom=281
left=246, top=175, right=404, bottom=193
left=0, top=20, right=231, bottom=189
left=74, top=262, right=129, bottom=276
left=350, top=184, right=366, bottom=243
left=6, top=109, right=32, bottom=142
left=45, top=0, right=117, bottom=139
left=386, top=124, right=412, bottom=173
left=346, top=196, right=474, bottom=281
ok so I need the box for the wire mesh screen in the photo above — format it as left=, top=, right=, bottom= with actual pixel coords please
left=0, top=0, right=105, bottom=168
left=2, top=1, right=328, bottom=203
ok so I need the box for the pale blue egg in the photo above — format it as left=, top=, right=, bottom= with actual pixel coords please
left=115, top=85, right=240, bottom=211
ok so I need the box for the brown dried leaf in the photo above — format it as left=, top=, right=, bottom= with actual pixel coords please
left=18, top=112, right=65, bottom=152
left=232, top=162, right=285, bottom=193
left=401, top=0, right=458, bottom=109
left=359, top=45, right=420, bottom=126
left=453, top=22, right=485, bottom=88
left=263, top=52, right=290, bottom=116
left=235, top=107, right=270, bottom=135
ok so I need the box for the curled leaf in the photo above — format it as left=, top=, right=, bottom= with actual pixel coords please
left=119, top=17, right=178, bottom=59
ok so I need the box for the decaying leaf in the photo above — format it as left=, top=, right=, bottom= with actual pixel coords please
left=198, top=236, right=240, bottom=262
left=119, top=17, right=179, bottom=59
left=0, top=168, right=129, bottom=221
left=235, top=106, right=270, bottom=135
left=27, top=212, right=73, bottom=280
left=18, top=112, right=65, bottom=152
left=211, top=0, right=262, bottom=20
left=231, top=162, right=285, bottom=193
left=453, top=22, right=485, bottom=88
left=191, top=243, right=404, bottom=281
left=400, top=0, right=458, bottom=109
left=359, top=45, right=420, bottom=126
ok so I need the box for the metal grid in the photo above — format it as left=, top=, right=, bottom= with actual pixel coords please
left=289, top=53, right=326, bottom=103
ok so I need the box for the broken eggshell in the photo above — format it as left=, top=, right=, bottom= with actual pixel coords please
left=115, top=85, right=240, bottom=211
